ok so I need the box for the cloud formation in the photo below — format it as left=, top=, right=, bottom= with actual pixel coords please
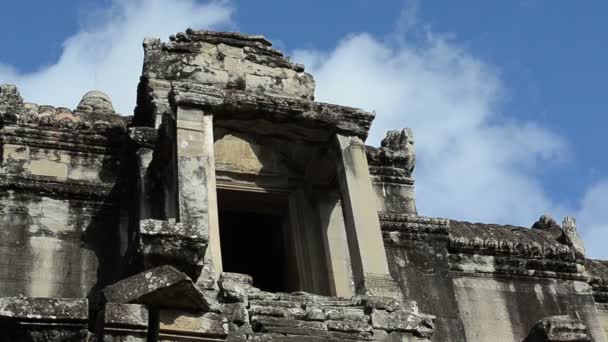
left=0, top=0, right=233, bottom=114
left=294, top=33, right=565, bottom=223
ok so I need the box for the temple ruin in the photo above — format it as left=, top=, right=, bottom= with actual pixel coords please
left=0, top=29, right=606, bottom=342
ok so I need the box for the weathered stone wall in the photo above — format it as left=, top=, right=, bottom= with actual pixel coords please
left=380, top=213, right=607, bottom=342
left=381, top=214, right=466, bottom=342
left=0, top=86, right=129, bottom=298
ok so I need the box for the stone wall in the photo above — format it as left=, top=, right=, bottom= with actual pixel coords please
left=380, top=213, right=607, bottom=342
left=0, top=85, right=129, bottom=298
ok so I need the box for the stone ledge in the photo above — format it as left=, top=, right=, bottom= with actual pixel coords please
left=0, top=297, right=88, bottom=321
left=1, top=124, right=126, bottom=155
left=170, top=81, right=375, bottom=141
left=0, top=174, right=116, bottom=200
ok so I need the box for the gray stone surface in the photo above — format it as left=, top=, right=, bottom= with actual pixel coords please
left=524, top=315, right=591, bottom=342
left=0, top=297, right=88, bottom=320
left=560, top=216, right=586, bottom=258
left=139, top=219, right=208, bottom=280
left=102, top=265, right=211, bottom=311
left=76, top=90, right=115, bottom=114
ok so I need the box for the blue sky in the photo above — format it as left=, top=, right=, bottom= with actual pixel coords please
left=1, top=0, right=606, bottom=257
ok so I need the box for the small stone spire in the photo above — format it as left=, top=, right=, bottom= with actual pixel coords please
left=531, top=214, right=562, bottom=235
left=380, top=128, right=416, bottom=175
left=0, top=84, right=24, bottom=116
left=75, top=90, right=115, bottom=114
left=560, top=216, right=585, bottom=258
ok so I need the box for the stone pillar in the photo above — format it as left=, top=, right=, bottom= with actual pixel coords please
left=334, top=134, right=401, bottom=298
left=317, top=190, right=355, bottom=298
left=175, top=107, right=222, bottom=274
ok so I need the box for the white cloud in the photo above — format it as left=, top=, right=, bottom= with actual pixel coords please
left=577, top=180, right=608, bottom=259
left=294, top=32, right=571, bottom=226
left=0, top=0, right=233, bottom=114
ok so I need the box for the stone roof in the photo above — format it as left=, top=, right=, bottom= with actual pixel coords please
left=448, top=220, right=579, bottom=261
left=75, top=90, right=115, bottom=114
left=0, top=85, right=128, bottom=132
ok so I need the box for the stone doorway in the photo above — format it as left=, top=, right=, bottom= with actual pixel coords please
left=217, top=189, right=293, bottom=292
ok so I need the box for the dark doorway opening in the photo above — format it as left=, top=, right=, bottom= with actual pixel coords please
left=217, top=189, right=291, bottom=293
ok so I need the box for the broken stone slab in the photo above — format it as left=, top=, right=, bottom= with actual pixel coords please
left=219, top=272, right=259, bottom=304
left=0, top=297, right=88, bottom=321
left=159, top=310, right=227, bottom=336
left=524, top=315, right=591, bottom=342
left=251, top=316, right=329, bottom=337
left=104, top=303, right=149, bottom=328
left=102, top=265, right=211, bottom=312
left=370, top=309, right=435, bottom=339
left=139, top=218, right=208, bottom=280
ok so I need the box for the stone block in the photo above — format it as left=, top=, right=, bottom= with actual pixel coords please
left=139, top=219, right=207, bottom=280
left=102, top=265, right=211, bottom=312
left=0, top=297, right=88, bottom=320
left=104, top=303, right=149, bottom=327
left=159, top=310, right=227, bottom=336
left=29, top=159, right=68, bottom=178
left=525, top=315, right=591, bottom=342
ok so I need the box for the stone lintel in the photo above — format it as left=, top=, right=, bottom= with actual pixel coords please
left=171, top=82, right=375, bottom=141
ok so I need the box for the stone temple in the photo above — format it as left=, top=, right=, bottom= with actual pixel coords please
left=0, top=29, right=606, bottom=342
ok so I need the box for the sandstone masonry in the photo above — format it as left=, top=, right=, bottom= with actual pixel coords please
left=0, top=29, right=605, bottom=342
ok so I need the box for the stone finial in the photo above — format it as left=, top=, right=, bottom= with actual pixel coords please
left=75, top=90, right=115, bottom=114
left=560, top=216, right=585, bottom=257
left=0, top=84, right=24, bottom=116
left=532, top=214, right=562, bottom=236
left=380, top=128, right=416, bottom=174
left=524, top=315, right=590, bottom=342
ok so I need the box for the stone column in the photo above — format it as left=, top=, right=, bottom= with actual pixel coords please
left=317, top=190, right=355, bottom=298
left=175, top=107, right=222, bottom=274
left=334, top=134, right=401, bottom=298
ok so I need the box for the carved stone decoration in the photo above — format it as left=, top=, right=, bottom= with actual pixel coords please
left=0, top=84, right=23, bottom=119
left=559, top=216, right=586, bottom=258
left=532, top=214, right=563, bottom=236
left=380, top=128, right=416, bottom=175
left=366, top=129, right=417, bottom=215
left=524, top=315, right=591, bottom=342
left=75, top=90, right=115, bottom=114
